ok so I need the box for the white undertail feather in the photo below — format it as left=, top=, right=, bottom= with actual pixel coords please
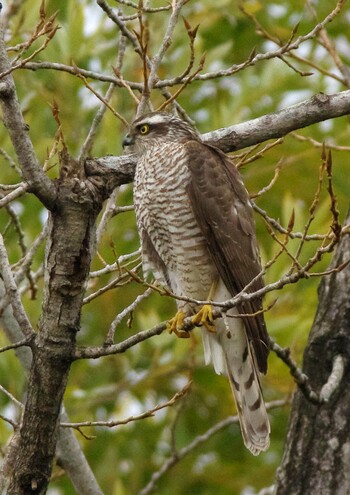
left=201, top=282, right=270, bottom=455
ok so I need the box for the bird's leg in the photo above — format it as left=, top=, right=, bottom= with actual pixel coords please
left=166, top=310, right=190, bottom=338
left=191, top=305, right=215, bottom=332
left=191, top=280, right=218, bottom=333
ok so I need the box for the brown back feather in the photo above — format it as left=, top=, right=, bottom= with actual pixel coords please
left=185, top=140, right=269, bottom=373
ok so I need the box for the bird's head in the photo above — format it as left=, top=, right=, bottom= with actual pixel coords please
left=122, top=112, right=200, bottom=153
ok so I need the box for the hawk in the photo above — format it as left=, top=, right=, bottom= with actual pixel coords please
left=123, top=112, right=270, bottom=455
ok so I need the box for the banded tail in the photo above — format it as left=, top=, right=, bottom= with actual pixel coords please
left=201, top=315, right=270, bottom=455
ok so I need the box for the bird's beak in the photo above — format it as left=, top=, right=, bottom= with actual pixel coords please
left=122, top=133, right=135, bottom=148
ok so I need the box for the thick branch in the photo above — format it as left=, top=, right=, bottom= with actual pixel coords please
left=0, top=23, right=56, bottom=209
left=203, top=91, right=350, bottom=152
left=85, top=90, right=350, bottom=188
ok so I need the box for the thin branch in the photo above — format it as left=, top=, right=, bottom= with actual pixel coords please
left=0, top=233, right=34, bottom=337
left=269, top=337, right=320, bottom=402
left=0, top=183, right=29, bottom=208
left=0, top=414, right=18, bottom=430
left=137, top=399, right=287, bottom=495
left=76, top=72, right=128, bottom=126
left=320, top=355, right=345, bottom=402
left=236, top=139, right=284, bottom=169
left=306, top=0, right=350, bottom=87
left=89, top=249, right=140, bottom=278
left=0, top=384, right=24, bottom=410
left=83, top=263, right=142, bottom=304
left=269, top=337, right=345, bottom=405
left=95, top=188, right=120, bottom=245
left=250, top=158, right=283, bottom=199
left=176, top=0, right=346, bottom=85
left=78, top=30, right=128, bottom=163
left=0, top=26, right=56, bottom=209
left=116, top=0, right=171, bottom=13
left=138, top=0, right=186, bottom=112
left=291, top=132, right=350, bottom=151
left=96, top=0, right=140, bottom=53
left=157, top=54, right=206, bottom=112
left=105, top=287, right=152, bottom=344
left=0, top=336, right=33, bottom=355
left=74, top=319, right=167, bottom=359
left=78, top=82, right=117, bottom=162
left=75, top=241, right=348, bottom=360
left=61, top=380, right=192, bottom=429
left=252, top=202, right=329, bottom=241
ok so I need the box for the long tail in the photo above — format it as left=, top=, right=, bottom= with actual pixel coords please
left=201, top=316, right=270, bottom=455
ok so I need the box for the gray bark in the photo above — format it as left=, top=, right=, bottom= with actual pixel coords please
left=275, top=209, right=350, bottom=495
left=5, top=153, right=104, bottom=494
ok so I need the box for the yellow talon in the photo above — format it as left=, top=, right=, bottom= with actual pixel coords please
left=191, top=304, right=216, bottom=333
left=166, top=310, right=190, bottom=338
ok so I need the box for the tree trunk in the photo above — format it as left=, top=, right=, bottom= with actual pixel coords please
left=275, top=209, right=350, bottom=495
left=5, top=154, right=102, bottom=494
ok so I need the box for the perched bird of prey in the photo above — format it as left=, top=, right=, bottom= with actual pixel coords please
left=123, top=112, right=270, bottom=455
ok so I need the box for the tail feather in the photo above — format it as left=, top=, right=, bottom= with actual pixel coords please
left=201, top=317, right=270, bottom=455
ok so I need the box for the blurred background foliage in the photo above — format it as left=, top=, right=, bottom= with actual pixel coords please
left=0, top=0, right=350, bottom=494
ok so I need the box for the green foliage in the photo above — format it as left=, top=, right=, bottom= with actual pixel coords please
left=1, top=0, right=350, bottom=493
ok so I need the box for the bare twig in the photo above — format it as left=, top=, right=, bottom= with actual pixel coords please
left=83, top=263, right=142, bottom=304
left=89, top=249, right=141, bottom=278
left=320, top=355, right=345, bottom=402
left=0, top=233, right=34, bottom=337
left=291, top=132, right=350, bottom=151
left=61, top=380, right=192, bottom=430
left=0, top=414, right=18, bottom=430
left=137, top=399, right=287, bottom=495
left=269, top=337, right=320, bottom=402
left=0, top=183, right=29, bottom=208
left=75, top=72, right=128, bottom=126
left=0, top=25, right=56, bottom=208
left=116, top=0, right=171, bottom=13
left=250, top=158, right=283, bottom=199
left=184, top=0, right=346, bottom=85
left=0, top=336, right=33, bottom=355
left=138, top=0, right=186, bottom=113
left=96, top=0, right=140, bottom=52
left=78, top=82, right=117, bottom=162
left=306, top=0, right=350, bottom=86
left=75, top=239, right=349, bottom=360
left=0, top=384, right=24, bottom=410
left=252, top=202, right=330, bottom=241
left=105, top=287, right=152, bottom=344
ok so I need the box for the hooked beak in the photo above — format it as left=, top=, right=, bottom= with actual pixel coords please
left=122, top=133, right=135, bottom=148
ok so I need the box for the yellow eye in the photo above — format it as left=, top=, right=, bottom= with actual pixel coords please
left=139, top=124, right=150, bottom=135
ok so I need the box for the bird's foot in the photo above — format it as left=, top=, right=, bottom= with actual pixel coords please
left=191, top=304, right=216, bottom=333
left=166, top=310, right=190, bottom=338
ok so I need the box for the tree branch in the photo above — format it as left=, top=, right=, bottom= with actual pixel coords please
left=203, top=91, right=350, bottom=152
left=138, top=399, right=287, bottom=495
left=0, top=23, right=56, bottom=209
left=0, top=233, right=34, bottom=338
left=85, top=90, right=350, bottom=189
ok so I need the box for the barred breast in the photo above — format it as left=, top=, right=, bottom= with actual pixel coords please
left=133, top=142, right=216, bottom=305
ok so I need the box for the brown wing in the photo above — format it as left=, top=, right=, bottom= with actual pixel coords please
left=185, top=140, right=269, bottom=373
